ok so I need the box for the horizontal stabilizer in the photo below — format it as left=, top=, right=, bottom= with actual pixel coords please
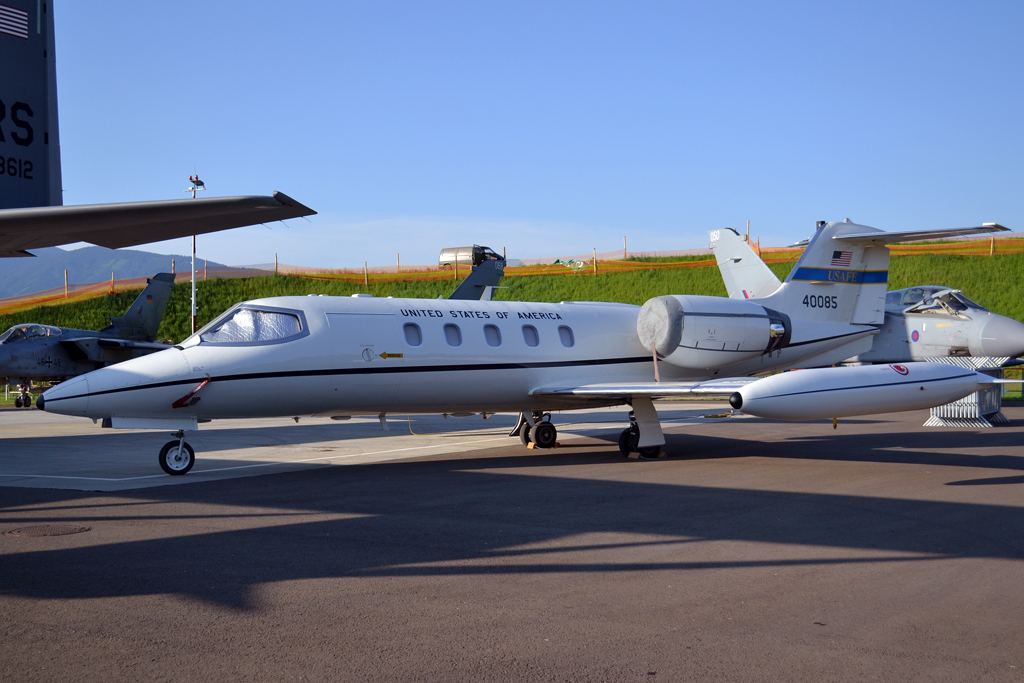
left=832, top=223, right=1008, bottom=245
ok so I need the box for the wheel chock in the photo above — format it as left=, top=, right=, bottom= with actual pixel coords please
left=627, top=452, right=641, bottom=459
left=527, top=442, right=536, bottom=449
left=640, top=451, right=667, bottom=460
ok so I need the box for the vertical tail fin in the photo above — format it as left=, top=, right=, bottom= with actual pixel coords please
left=448, top=258, right=505, bottom=300
left=758, top=221, right=889, bottom=326
left=708, top=228, right=782, bottom=299
left=105, top=273, right=176, bottom=341
left=0, top=0, right=62, bottom=209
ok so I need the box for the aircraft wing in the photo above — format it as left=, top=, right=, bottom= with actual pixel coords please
left=59, top=338, right=172, bottom=363
left=530, top=378, right=756, bottom=400
left=94, top=339, right=173, bottom=350
left=0, top=191, right=315, bottom=257
left=832, top=223, right=1008, bottom=245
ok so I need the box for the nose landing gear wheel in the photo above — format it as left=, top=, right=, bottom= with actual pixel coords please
left=159, top=440, right=195, bottom=475
left=14, top=396, right=22, bottom=408
left=532, top=421, right=558, bottom=449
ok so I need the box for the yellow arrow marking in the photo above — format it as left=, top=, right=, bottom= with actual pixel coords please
left=378, top=352, right=404, bottom=359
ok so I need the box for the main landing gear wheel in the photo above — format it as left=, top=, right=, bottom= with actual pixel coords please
left=23, top=394, right=31, bottom=408
left=159, top=440, right=195, bottom=475
left=618, top=425, right=662, bottom=460
left=519, top=423, right=532, bottom=446
left=532, top=421, right=558, bottom=449
left=14, top=396, right=22, bottom=408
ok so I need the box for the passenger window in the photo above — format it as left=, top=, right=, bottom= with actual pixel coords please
left=403, top=323, right=422, bottom=347
left=558, top=325, right=574, bottom=348
left=484, top=324, right=501, bottom=347
left=522, top=325, right=539, bottom=348
left=444, top=324, right=462, bottom=347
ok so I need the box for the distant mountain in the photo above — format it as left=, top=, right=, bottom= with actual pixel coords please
left=0, top=246, right=230, bottom=299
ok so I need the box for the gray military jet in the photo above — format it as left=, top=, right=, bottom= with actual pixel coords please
left=2, top=273, right=175, bottom=407
left=848, top=285, right=1024, bottom=363
left=710, top=226, right=1024, bottom=363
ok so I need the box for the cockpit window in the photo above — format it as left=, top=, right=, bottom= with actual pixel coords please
left=951, top=292, right=987, bottom=311
left=198, top=307, right=304, bottom=345
left=902, top=289, right=988, bottom=317
left=0, top=324, right=62, bottom=344
left=885, top=286, right=963, bottom=310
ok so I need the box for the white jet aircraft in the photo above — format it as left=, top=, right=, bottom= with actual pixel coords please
left=39, top=220, right=1011, bottom=475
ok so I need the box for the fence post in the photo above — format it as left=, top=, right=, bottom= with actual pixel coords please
left=110, top=272, right=114, bottom=294
left=172, top=259, right=175, bottom=274
left=204, top=259, right=207, bottom=281
left=593, top=248, right=597, bottom=275
left=991, top=236, right=995, bottom=256
left=397, top=253, right=400, bottom=274
left=275, top=252, right=279, bottom=274
left=64, top=269, right=68, bottom=298
left=364, top=261, right=368, bottom=287
left=623, top=236, right=627, bottom=260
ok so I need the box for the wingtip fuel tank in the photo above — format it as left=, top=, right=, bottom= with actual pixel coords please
left=731, top=362, right=986, bottom=421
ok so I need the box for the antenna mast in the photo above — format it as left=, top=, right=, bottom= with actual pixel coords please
left=185, top=175, right=206, bottom=334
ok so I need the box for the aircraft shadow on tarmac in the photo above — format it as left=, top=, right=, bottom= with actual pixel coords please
left=667, top=421, right=1024, bottom=477
left=2, top=433, right=1024, bottom=611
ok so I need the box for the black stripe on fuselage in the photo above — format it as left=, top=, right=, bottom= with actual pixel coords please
left=45, top=355, right=653, bottom=403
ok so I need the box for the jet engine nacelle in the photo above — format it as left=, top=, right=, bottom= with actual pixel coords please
left=637, top=295, right=789, bottom=370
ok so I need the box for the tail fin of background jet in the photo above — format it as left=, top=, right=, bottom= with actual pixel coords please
left=0, top=0, right=62, bottom=209
left=709, top=228, right=782, bottom=300
left=448, top=258, right=505, bottom=301
left=104, top=273, right=176, bottom=341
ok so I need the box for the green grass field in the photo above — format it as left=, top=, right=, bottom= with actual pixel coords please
left=1, top=252, right=1021, bottom=344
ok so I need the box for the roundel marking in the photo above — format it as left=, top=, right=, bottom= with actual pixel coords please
left=911, top=330, right=920, bottom=342
left=890, top=364, right=910, bottom=375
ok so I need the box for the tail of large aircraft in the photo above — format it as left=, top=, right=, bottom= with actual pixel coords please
left=0, top=0, right=62, bottom=209
left=708, top=228, right=782, bottom=300
left=104, top=273, right=176, bottom=341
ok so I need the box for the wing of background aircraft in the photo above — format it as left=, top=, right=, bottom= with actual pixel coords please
left=0, top=192, right=316, bottom=257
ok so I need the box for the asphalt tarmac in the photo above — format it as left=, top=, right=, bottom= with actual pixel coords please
left=2, top=405, right=1023, bottom=681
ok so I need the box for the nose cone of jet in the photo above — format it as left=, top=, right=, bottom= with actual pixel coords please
left=41, top=375, right=89, bottom=416
left=979, top=315, right=1024, bottom=359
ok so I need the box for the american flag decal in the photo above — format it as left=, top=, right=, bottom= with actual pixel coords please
left=831, top=250, right=853, bottom=267
left=0, top=3, right=28, bottom=39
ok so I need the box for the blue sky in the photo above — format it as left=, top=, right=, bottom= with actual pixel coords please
left=55, top=1, right=1023, bottom=267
